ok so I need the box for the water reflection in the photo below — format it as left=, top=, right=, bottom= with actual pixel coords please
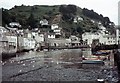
left=43, top=49, right=83, bottom=68
left=82, top=48, right=92, bottom=58
left=2, top=48, right=119, bottom=82
left=5, top=49, right=91, bottom=69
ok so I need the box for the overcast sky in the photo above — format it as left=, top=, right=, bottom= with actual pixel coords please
left=0, top=0, right=119, bottom=25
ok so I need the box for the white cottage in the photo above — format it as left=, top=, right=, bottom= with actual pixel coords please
left=8, top=22, right=21, bottom=31
left=5, top=33, right=17, bottom=47
left=69, top=35, right=80, bottom=46
left=40, top=19, right=49, bottom=26
left=53, top=28, right=61, bottom=35
left=74, top=16, right=83, bottom=23
left=0, top=26, right=7, bottom=33
left=0, top=33, right=9, bottom=54
left=51, top=24, right=59, bottom=30
left=23, top=38, right=36, bottom=50
left=47, top=33, right=56, bottom=39
left=82, top=31, right=116, bottom=47
left=31, top=31, right=45, bottom=43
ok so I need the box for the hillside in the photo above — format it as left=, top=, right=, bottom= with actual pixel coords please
left=2, top=4, right=115, bottom=37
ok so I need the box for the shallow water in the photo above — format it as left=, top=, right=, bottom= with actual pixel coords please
left=2, top=48, right=118, bottom=81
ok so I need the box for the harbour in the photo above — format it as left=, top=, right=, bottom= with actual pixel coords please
left=2, top=48, right=119, bottom=82
left=1, top=2, right=120, bottom=82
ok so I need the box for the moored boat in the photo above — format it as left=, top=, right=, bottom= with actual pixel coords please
left=82, top=60, right=104, bottom=65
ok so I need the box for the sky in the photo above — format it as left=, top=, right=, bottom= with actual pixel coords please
left=0, top=0, right=119, bottom=25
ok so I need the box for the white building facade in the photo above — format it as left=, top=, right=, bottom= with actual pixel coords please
left=23, top=38, right=36, bottom=50
left=82, top=29, right=116, bottom=46
left=47, top=34, right=55, bottom=39
left=6, top=35, right=17, bottom=47
left=40, top=19, right=49, bottom=26
left=51, top=24, right=59, bottom=30
left=31, top=31, right=45, bottom=43
left=9, top=22, right=21, bottom=28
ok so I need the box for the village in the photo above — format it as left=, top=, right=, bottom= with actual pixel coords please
left=0, top=17, right=120, bottom=57
left=1, top=17, right=120, bottom=82
left=1, top=0, right=120, bottom=82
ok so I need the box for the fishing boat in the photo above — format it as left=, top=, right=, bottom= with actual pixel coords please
left=93, top=50, right=110, bottom=55
left=82, top=60, right=104, bottom=65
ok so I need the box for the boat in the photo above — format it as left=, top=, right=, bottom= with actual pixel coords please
left=82, top=60, right=104, bottom=65
left=92, top=50, right=110, bottom=55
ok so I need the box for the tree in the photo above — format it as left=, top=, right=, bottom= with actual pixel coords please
left=59, top=5, right=77, bottom=22
left=59, top=5, right=67, bottom=14
left=67, top=5, right=77, bottom=14
left=27, top=13, right=37, bottom=29
left=2, top=8, right=11, bottom=26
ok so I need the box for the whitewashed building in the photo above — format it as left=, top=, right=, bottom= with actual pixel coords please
left=47, top=33, right=56, bottom=39
left=82, top=31, right=116, bottom=47
left=6, top=34, right=17, bottom=47
left=51, top=24, right=61, bottom=34
left=51, top=24, right=59, bottom=30
left=31, top=31, right=45, bottom=43
left=53, top=28, right=61, bottom=35
left=9, top=22, right=21, bottom=28
left=69, top=35, right=81, bottom=46
left=0, top=26, right=7, bottom=33
left=40, top=19, right=49, bottom=26
left=0, top=33, right=9, bottom=54
left=74, top=16, right=83, bottom=23
left=24, top=30, right=33, bottom=38
left=8, top=22, right=21, bottom=31
left=82, top=24, right=117, bottom=46
left=51, top=24, right=62, bottom=38
left=23, top=38, right=36, bottom=50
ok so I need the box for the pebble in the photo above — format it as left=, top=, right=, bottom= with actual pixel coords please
left=51, top=61, right=54, bottom=63
left=10, top=60, right=14, bottom=63
left=2, top=63, right=5, bottom=65
left=22, top=64, right=25, bottom=66
left=19, top=70, right=22, bottom=73
left=32, top=61, right=35, bottom=63
left=31, top=61, right=35, bottom=63
left=18, top=61, right=20, bottom=64
left=46, top=65, right=49, bottom=68
left=57, top=62, right=59, bottom=64
left=21, top=61, right=23, bottom=63
left=2, top=61, right=6, bottom=65
left=32, top=65, right=35, bottom=67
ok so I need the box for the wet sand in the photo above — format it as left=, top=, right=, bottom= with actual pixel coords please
left=2, top=49, right=119, bottom=82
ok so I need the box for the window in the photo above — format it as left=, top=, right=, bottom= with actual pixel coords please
left=85, top=39, right=88, bottom=42
left=118, top=41, right=120, bottom=44
left=104, top=42, right=106, bottom=44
